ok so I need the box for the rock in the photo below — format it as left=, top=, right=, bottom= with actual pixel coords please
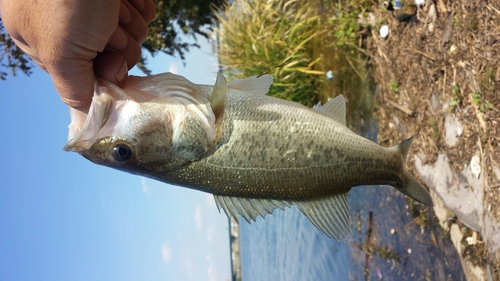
left=470, top=155, right=481, bottom=179
left=415, top=154, right=481, bottom=230
left=414, top=154, right=500, bottom=264
left=326, top=70, right=334, bottom=80
left=380, top=25, right=389, bottom=38
left=444, top=114, right=463, bottom=146
left=430, top=94, right=441, bottom=111
left=415, top=0, right=425, bottom=7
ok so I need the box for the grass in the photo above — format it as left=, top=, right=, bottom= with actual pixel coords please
left=481, top=68, right=497, bottom=97
left=390, top=81, right=400, bottom=93
left=470, top=69, right=496, bottom=113
left=322, top=0, right=373, bottom=47
left=449, top=85, right=460, bottom=111
left=216, top=0, right=324, bottom=106
left=429, top=118, right=440, bottom=143
left=216, top=0, right=374, bottom=107
left=471, top=92, right=494, bottom=113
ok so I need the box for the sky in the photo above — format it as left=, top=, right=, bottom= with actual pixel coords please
left=0, top=36, right=231, bottom=281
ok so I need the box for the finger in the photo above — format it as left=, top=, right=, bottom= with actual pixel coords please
left=128, top=0, right=156, bottom=23
left=127, top=0, right=145, bottom=10
left=104, top=29, right=142, bottom=70
left=107, top=26, right=128, bottom=51
left=119, top=1, right=132, bottom=24
left=94, top=53, right=128, bottom=87
left=140, top=0, right=157, bottom=23
left=120, top=0, right=149, bottom=44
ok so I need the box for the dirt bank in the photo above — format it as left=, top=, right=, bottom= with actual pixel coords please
left=362, top=0, right=499, bottom=279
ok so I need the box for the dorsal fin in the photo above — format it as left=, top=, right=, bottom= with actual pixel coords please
left=294, top=193, right=351, bottom=241
left=312, top=95, right=346, bottom=125
left=395, top=136, right=414, bottom=165
left=228, top=75, right=273, bottom=95
left=213, top=195, right=293, bottom=223
left=210, top=72, right=228, bottom=119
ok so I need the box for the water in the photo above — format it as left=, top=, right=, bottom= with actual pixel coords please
left=240, top=207, right=351, bottom=280
left=239, top=48, right=466, bottom=279
left=239, top=183, right=466, bottom=281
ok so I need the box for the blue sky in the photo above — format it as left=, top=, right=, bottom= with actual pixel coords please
left=0, top=36, right=231, bottom=281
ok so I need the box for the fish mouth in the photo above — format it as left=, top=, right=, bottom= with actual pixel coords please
left=63, top=79, right=116, bottom=152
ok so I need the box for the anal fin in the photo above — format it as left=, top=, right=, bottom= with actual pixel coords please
left=214, top=193, right=352, bottom=241
left=294, top=193, right=351, bottom=241
left=214, top=195, right=293, bottom=223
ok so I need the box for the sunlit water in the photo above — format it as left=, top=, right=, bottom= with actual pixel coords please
left=240, top=207, right=351, bottom=280
left=239, top=171, right=466, bottom=280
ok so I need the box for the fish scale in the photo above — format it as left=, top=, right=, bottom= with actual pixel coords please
left=64, top=72, right=433, bottom=240
left=165, top=91, right=399, bottom=200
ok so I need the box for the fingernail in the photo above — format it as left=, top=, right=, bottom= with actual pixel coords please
left=115, top=61, right=128, bottom=84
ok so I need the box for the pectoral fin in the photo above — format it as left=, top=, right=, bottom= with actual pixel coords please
left=312, top=95, right=346, bottom=126
left=210, top=72, right=228, bottom=120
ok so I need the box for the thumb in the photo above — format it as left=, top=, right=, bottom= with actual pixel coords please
left=49, top=59, right=95, bottom=113
left=52, top=53, right=128, bottom=113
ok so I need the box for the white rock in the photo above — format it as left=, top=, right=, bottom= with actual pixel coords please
left=415, top=0, right=425, bottom=6
left=380, top=25, right=389, bottom=38
left=466, top=232, right=478, bottom=245
left=326, top=70, right=333, bottom=80
left=445, top=114, right=463, bottom=147
left=470, top=155, right=481, bottom=179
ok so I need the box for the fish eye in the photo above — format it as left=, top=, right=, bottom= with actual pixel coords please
left=112, top=143, right=133, bottom=162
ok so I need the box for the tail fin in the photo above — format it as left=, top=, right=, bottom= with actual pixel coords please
left=397, top=171, right=433, bottom=206
left=393, top=137, right=434, bottom=206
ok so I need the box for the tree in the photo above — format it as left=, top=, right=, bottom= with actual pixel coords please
left=0, top=0, right=226, bottom=78
left=0, top=20, right=33, bottom=80
left=138, top=0, right=226, bottom=74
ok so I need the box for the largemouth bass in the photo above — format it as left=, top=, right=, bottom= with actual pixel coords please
left=65, top=72, right=433, bottom=240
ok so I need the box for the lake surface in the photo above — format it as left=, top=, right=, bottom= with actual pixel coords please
left=239, top=76, right=466, bottom=280
left=239, top=171, right=467, bottom=280
left=240, top=206, right=351, bottom=280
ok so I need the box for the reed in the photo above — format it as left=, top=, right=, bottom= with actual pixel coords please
left=216, top=0, right=324, bottom=106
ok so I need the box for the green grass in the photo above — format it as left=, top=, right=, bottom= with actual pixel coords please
left=390, top=81, right=400, bottom=93
left=449, top=85, right=460, bottom=111
left=323, top=0, right=373, bottom=47
left=216, top=0, right=324, bottom=106
left=216, top=0, right=375, bottom=107
left=471, top=92, right=494, bottom=113
left=469, top=69, right=495, bottom=113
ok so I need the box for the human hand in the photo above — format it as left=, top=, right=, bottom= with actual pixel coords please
left=0, top=0, right=156, bottom=112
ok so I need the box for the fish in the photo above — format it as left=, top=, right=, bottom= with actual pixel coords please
left=64, top=72, right=433, bottom=240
